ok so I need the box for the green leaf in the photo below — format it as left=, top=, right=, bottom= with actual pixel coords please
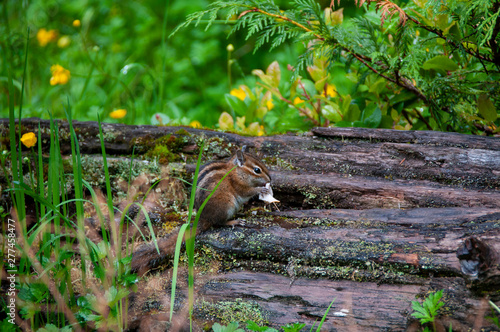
left=345, top=103, right=361, bottom=122
left=266, top=61, right=281, bottom=88
left=314, top=76, right=328, bottom=93
left=341, top=95, right=352, bottom=114
left=322, top=104, right=342, bottom=122
left=37, top=323, right=73, bottom=332
left=325, top=7, right=343, bottom=26
left=252, top=69, right=275, bottom=88
left=368, top=78, right=386, bottom=96
left=283, top=322, right=306, bottom=332
left=334, top=120, right=354, bottom=127
left=380, top=115, right=394, bottom=129
left=477, top=94, right=497, bottom=122
left=225, top=94, right=247, bottom=116
left=422, top=56, right=459, bottom=72
left=213, top=322, right=244, bottom=332
left=246, top=321, right=277, bottom=332
left=299, top=79, right=316, bottom=100
left=363, top=106, right=382, bottom=128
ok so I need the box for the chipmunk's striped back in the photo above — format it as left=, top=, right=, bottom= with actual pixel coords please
left=131, top=149, right=271, bottom=275
left=194, top=150, right=271, bottom=229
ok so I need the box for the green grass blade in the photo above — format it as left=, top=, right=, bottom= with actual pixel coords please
left=128, top=146, right=136, bottom=190
left=47, top=113, right=62, bottom=254
left=96, top=114, right=120, bottom=293
left=129, top=202, right=159, bottom=253
left=169, top=223, right=189, bottom=321
left=184, top=155, right=235, bottom=325
left=65, top=104, right=88, bottom=286
left=7, top=184, right=80, bottom=229
left=97, top=114, right=117, bottom=243
left=37, top=123, right=45, bottom=218
left=169, top=143, right=205, bottom=321
left=315, top=299, right=335, bottom=332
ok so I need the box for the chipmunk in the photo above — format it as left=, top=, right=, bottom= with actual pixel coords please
left=131, top=149, right=273, bottom=275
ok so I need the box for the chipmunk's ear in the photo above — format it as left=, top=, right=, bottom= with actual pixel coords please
left=234, top=149, right=246, bottom=166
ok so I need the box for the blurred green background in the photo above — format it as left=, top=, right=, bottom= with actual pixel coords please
left=3, top=0, right=498, bottom=135
left=1, top=0, right=317, bottom=128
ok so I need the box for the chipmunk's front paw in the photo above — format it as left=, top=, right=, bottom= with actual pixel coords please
left=259, top=183, right=279, bottom=204
left=226, top=219, right=246, bottom=228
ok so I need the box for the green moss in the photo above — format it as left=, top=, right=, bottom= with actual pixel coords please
left=145, top=145, right=177, bottom=164
left=298, top=186, right=335, bottom=209
left=80, top=155, right=162, bottom=188
left=197, top=135, right=234, bottom=160
left=175, top=128, right=191, bottom=136
left=196, top=298, right=267, bottom=326
left=101, top=131, right=118, bottom=142
left=135, top=133, right=193, bottom=163
left=262, top=156, right=297, bottom=170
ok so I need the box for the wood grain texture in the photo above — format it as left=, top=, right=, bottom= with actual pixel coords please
left=3, top=118, right=500, bottom=330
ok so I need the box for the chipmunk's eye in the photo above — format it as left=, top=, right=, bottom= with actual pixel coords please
left=253, top=167, right=262, bottom=174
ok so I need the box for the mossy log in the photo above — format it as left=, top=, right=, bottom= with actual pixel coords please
left=2, top=118, right=500, bottom=189
left=130, top=206, right=499, bottom=331
left=2, top=118, right=500, bottom=330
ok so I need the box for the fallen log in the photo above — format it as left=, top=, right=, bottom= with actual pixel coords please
left=2, top=118, right=500, bottom=330
left=196, top=272, right=491, bottom=332
left=2, top=118, right=500, bottom=189
left=129, top=204, right=500, bottom=331
left=195, top=207, right=500, bottom=286
left=271, top=172, right=500, bottom=209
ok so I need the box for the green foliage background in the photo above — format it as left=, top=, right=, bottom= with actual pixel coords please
left=1, top=0, right=301, bottom=128
left=1, top=0, right=500, bottom=134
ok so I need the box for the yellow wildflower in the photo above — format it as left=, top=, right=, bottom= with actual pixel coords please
left=230, top=88, right=246, bottom=101
left=190, top=120, right=202, bottom=128
left=37, top=28, right=58, bottom=47
left=73, top=20, right=81, bottom=27
left=21, top=132, right=37, bottom=148
left=293, top=97, right=305, bottom=105
left=50, top=65, right=70, bottom=85
left=257, top=125, right=265, bottom=136
left=227, top=44, right=234, bottom=52
left=57, top=36, right=71, bottom=48
left=110, top=109, right=127, bottom=119
left=266, top=99, right=274, bottom=110
left=321, top=84, right=337, bottom=98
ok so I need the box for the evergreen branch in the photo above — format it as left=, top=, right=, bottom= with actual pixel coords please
left=405, top=14, right=496, bottom=64
left=489, top=1, right=500, bottom=66
left=351, top=51, right=428, bottom=102
left=239, top=7, right=324, bottom=40
left=348, top=0, right=498, bottom=64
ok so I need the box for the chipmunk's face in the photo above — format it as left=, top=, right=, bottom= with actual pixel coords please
left=232, top=150, right=271, bottom=188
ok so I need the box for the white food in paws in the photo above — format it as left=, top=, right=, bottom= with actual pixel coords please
left=259, top=182, right=279, bottom=203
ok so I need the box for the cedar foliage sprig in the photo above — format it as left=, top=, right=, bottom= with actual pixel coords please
left=173, top=0, right=500, bottom=133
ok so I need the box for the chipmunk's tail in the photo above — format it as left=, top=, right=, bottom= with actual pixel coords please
left=131, top=229, right=181, bottom=275
left=130, top=223, right=211, bottom=275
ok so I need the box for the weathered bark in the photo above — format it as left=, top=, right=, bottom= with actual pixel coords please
left=2, top=118, right=500, bottom=331
left=2, top=118, right=500, bottom=189
left=198, top=272, right=490, bottom=332
left=196, top=207, right=499, bottom=286
left=189, top=206, right=500, bottom=331
left=128, top=206, right=500, bottom=331
left=271, top=172, right=500, bottom=209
